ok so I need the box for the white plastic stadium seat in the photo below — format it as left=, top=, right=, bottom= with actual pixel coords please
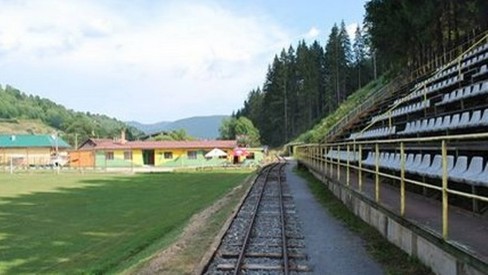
left=433, top=117, right=443, bottom=131
left=419, top=120, right=428, bottom=132
left=480, top=81, right=488, bottom=94
left=421, top=155, right=441, bottom=177
left=449, top=114, right=460, bottom=129
left=449, top=156, right=468, bottom=181
left=471, top=82, right=481, bottom=96
left=433, top=155, right=455, bottom=178
left=478, top=64, right=487, bottom=76
left=457, top=112, right=471, bottom=128
left=437, top=93, right=449, bottom=106
left=407, top=154, right=423, bottom=171
left=404, top=154, right=414, bottom=168
left=468, top=110, right=481, bottom=127
left=463, top=157, right=484, bottom=185
left=383, top=153, right=394, bottom=167
left=440, top=115, right=451, bottom=130
left=389, top=153, right=401, bottom=170
left=475, top=162, right=488, bottom=187
left=480, top=109, right=488, bottom=126
left=462, top=86, right=471, bottom=96
left=363, top=152, right=375, bottom=166
left=414, top=154, right=431, bottom=174
left=426, top=118, right=435, bottom=132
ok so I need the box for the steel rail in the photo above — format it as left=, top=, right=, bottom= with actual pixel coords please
left=233, top=162, right=279, bottom=275
left=278, top=160, right=289, bottom=275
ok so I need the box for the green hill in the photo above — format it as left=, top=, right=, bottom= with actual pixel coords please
left=0, top=119, right=57, bottom=135
left=0, top=85, right=143, bottom=146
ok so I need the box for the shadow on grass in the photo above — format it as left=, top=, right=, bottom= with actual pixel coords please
left=0, top=172, right=245, bottom=274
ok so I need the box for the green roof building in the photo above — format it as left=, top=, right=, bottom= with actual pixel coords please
left=0, top=134, right=70, bottom=148
left=0, top=134, right=70, bottom=167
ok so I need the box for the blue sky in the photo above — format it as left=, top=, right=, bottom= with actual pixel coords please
left=0, top=0, right=366, bottom=123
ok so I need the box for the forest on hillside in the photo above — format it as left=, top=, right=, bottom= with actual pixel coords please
left=0, top=85, right=143, bottom=146
left=235, top=21, right=375, bottom=147
left=235, top=0, right=488, bottom=147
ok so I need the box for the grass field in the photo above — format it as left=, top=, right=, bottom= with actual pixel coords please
left=0, top=170, right=251, bottom=274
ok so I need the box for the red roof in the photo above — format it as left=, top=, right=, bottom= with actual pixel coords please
left=79, top=139, right=237, bottom=150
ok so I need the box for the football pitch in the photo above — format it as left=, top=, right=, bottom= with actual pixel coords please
left=0, top=171, right=250, bottom=274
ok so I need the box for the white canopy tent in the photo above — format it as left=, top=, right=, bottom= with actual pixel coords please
left=205, top=148, right=228, bottom=158
left=205, top=148, right=227, bottom=158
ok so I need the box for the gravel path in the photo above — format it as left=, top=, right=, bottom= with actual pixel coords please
left=285, top=160, right=384, bottom=275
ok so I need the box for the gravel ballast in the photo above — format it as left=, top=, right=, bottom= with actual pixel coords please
left=204, top=163, right=310, bottom=274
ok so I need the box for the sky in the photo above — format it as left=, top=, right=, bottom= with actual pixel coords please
left=0, top=0, right=367, bottom=123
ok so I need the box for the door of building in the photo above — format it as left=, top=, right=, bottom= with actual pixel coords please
left=142, top=150, right=155, bottom=165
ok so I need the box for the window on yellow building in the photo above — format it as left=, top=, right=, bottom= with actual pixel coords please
left=124, top=151, right=132, bottom=160
left=219, top=150, right=228, bottom=159
left=106, top=152, right=114, bottom=160
left=164, top=152, right=173, bottom=159
left=187, top=151, right=197, bottom=159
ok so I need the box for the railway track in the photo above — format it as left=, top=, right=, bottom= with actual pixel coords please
left=203, top=159, right=311, bottom=274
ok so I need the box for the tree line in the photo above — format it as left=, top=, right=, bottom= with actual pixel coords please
left=235, top=21, right=376, bottom=147
left=233, top=0, right=487, bottom=147
left=0, top=85, right=143, bottom=146
left=365, top=0, right=488, bottom=70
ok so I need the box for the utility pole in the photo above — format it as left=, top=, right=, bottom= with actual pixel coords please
left=52, top=132, right=60, bottom=175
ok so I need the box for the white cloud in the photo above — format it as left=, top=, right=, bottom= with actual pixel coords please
left=305, top=27, right=320, bottom=39
left=346, top=23, right=359, bottom=39
left=0, top=0, right=290, bottom=122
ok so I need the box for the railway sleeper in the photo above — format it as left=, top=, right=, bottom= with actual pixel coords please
left=224, top=243, right=305, bottom=248
left=220, top=252, right=308, bottom=259
left=217, top=263, right=311, bottom=272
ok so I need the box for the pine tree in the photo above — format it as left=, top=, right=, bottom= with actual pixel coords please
left=261, top=55, right=287, bottom=146
left=324, top=24, right=340, bottom=112
left=353, top=26, right=366, bottom=89
left=339, top=21, right=353, bottom=98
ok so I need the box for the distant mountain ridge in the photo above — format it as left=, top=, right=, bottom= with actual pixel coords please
left=126, top=121, right=171, bottom=134
left=127, top=115, right=229, bottom=139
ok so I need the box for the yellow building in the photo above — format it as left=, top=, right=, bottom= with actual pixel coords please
left=72, top=138, right=238, bottom=168
left=0, top=134, right=70, bottom=167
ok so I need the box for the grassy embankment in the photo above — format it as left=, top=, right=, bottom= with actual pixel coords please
left=295, top=76, right=386, bottom=144
left=294, top=167, right=432, bottom=274
left=0, top=170, right=251, bottom=274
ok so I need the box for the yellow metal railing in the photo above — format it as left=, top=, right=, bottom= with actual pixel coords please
left=296, top=132, right=488, bottom=240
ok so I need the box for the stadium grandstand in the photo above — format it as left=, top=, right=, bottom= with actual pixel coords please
left=296, top=32, right=488, bottom=274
